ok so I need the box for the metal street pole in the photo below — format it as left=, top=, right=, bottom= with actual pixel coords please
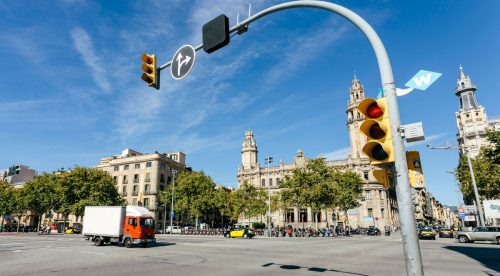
left=427, top=144, right=485, bottom=226
left=265, top=156, right=273, bottom=237
left=158, top=1, right=423, bottom=274
left=170, top=169, right=177, bottom=235
left=465, top=150, right=485, bottom=226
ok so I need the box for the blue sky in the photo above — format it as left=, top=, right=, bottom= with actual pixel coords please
left=1, top=0, right=499, bottom=207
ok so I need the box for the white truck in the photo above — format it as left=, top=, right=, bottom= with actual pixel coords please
left=82, top=206, right=156, bottom=248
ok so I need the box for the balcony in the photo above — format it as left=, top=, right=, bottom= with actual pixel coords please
left=121, top=192, right=128, bottom=196
left=123, top=180, right=128, bottom=184
left=144, top=191, right=156, bottom=195
left=145, top=178, right=151, bottom=182
left=134, top=179, right=139, bottom=183
left=132, top=191, right=138, bottom=196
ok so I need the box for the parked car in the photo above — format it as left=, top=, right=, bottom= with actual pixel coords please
left=165, top=226, right=182, bottom=234
left=65, top=227, right=82, bottom=234
left=438, top=227, right=453, bottom=238
left=455, top=226, right=500, bottom=244
left=418, top=226, right=436, bottom=240
left=366, top=227, right=381, bottom=236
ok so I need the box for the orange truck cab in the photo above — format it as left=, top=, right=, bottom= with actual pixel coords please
left=83, top=206, right=156, bottom=248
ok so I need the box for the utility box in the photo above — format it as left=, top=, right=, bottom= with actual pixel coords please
left=402, top=122, right=425, bottom=143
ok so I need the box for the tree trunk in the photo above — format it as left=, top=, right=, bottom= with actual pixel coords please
left=16, top=215, right=22, bottom=232
left=37, top=215, right=42, bottom=233
left=325, top=210, right=329, bottom=228
left=1, top=214, right=4, bottom=232
left=344, top=210, right=349, bottom=227
left=314, top=212, right=318, bottom=231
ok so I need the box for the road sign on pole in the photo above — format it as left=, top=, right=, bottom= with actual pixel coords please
left=171, top=45, right=196, bottom=80
left=170, top=211, right=175, bottom=218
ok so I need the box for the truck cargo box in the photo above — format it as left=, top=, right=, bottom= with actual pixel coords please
left=82, top=206, right=126, bottom=237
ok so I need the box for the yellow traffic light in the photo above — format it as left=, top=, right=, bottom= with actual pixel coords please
left=141, top=53, right=158, bottom=89
left=357, top=97, right=394, bottom=165
left=406, top=150, right=425, bottom=188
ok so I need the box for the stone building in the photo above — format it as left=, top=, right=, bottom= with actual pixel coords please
left=237, top=76, right=400, bottom=230
left=96, top=148, right=187, bottom=230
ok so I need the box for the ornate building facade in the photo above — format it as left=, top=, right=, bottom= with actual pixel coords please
left=237, top=77, right=400, bottom=230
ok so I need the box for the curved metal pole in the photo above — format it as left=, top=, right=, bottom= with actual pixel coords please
left=161, top=1, right=422, bottom=275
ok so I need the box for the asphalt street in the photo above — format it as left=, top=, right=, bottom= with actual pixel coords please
left=0, top=232, right=498, bottom=276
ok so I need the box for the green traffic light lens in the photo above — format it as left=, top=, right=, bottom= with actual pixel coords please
left=371, top=144, right=388, bottom=160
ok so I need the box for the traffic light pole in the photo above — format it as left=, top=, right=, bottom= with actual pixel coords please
left=158, top=1, right=423, bottom=274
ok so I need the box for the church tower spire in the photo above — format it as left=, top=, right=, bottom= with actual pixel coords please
left=346, top=75, right=367, bottom=160
left=241, top=130, right=258, bottom=170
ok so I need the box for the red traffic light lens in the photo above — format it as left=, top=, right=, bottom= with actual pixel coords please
left=371, top=144, right=389, bottom=160
left=367, top=103, right=383, bottom=118
left=369, top=124, right=386, bottom=139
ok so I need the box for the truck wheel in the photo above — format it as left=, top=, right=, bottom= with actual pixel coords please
left=94, top=237, right=104, bottom=246
left=458, top=235, right=469, bottom=243
left=124, top=238, right=133, bottom=248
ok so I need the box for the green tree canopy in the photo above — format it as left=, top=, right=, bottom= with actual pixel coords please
left=456, top=130, right=500, bottom=200
left=233, top=181, right=267, bottom=223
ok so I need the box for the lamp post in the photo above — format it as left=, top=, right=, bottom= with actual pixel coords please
left=170, top=169, right=177, bottom=235
left=427, top=144, right=485, bottom=226
left=265, top=156, right=273, bottom=237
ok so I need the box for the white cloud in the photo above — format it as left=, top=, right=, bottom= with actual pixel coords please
left=319, top=147, right=350, bottom=160
left=71, top=27, right=111, bottom=93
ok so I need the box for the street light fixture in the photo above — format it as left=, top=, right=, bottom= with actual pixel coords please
left=426, top=144, right=485, bottom=226
left=265, top=156, right=273, bottom=237
left=170, top=169, right=177, bottom=235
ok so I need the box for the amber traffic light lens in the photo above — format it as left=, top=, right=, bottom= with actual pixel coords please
left=369, top=124, right=386, bottom=139
left=371, top=144, right=389, bottom=160
left=367, top=103, right=383, bottom=118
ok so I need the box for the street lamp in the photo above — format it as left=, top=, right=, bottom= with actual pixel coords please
left=427, top=144, right=485, bottom=226
left=265, top=156, right=273, bottom=237
left=170, top=169, right=177, bottom=235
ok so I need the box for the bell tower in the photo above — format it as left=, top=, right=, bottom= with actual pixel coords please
left=241, top=130, right=258, bottom=170
left=346, top=74, right=367, bottom=160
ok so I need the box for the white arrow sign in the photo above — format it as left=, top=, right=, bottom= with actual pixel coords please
left=176, top=53, right=192, bottom=77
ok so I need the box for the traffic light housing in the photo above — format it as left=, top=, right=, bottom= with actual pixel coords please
left=141, top=53, right=158, bottom=89
left=357, top=97, right=394, bottom=165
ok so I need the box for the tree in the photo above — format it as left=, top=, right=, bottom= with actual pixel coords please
left=213, top=187, right=234, bottom=228
left=333, top=170, right=363, bottom=227
left=233, top=181, right=266, bottom=225
left=456, top=130, right=500, bottom=200
left=0, top=181, right=14, bottom=230
left=23, top=174, right=57, bottom=231
left=160, top=171, right=217, bottom=228
left=280, top=158, right=337, bottom=229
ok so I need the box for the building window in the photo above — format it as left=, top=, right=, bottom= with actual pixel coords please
left=299, top=209, right=307, bottom=222
left=160, top=174, right=165, bottom=183
left=144, top=198, right=150, bottom=208
left=363, top=171, right=369, bottom=180
left=124, top=165, right=129, bottom=170
left=145, top=184, right=150, bottom=193
left=286, top=208, right=295, bottom=223
left=269, top=178, right=273, bottom=186
left=368, top=208, right=373, bottom=217
left=113, top=176, right=117, bottom=183
left=122, top=186, right=126, bottom=193
left=123, top=175, right=128, bottom=184
left=381, top=208, right=385, bottom=218
left=276, top=178, right=280, bottom=186
left=146, top=162, right=152, bottom=168
left=171, top=154, right=178, bottom=161
left=379, top=190, right=383, bottom=199
left=114, top=166, right=119, bottom=171
left=133, top=185, right=138, bottom=194
left=160, top=163, right=166, bottom=169
left=365, top=190, right=371, bottom=199
left=262, top=179, right=266, bottom=187
left=135, top=163, right=140, bottom=169
left=145, top=173, right=150, bottom=182
left=132, top=198, right=137, bottom=205
left=134, top=174, right=139, bottom=183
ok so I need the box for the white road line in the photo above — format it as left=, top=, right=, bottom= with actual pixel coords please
left=78, top=251, right=105, bottom=255
left=0, top=242, right=23, bottom=246
left=12, top=250, right=22, bottom=253
left=51, top=249, right=71, bottom=252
